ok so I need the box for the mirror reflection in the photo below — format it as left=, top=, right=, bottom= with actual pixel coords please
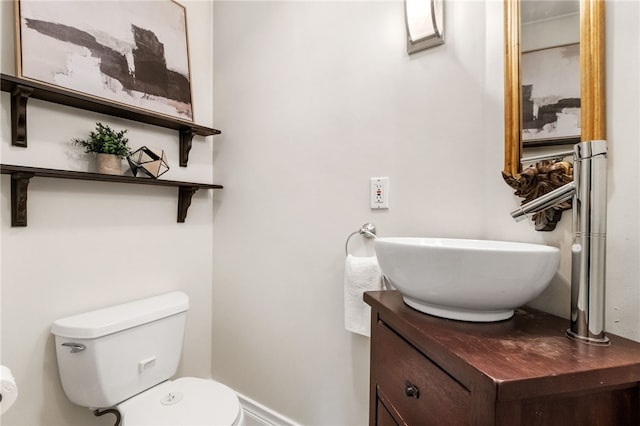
left=503, top=0, right=606, bottom=231
left=520, top=0, right=580, bottom=159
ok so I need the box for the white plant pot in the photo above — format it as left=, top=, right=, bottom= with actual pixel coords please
left=96, top=153, right=122, bottom=175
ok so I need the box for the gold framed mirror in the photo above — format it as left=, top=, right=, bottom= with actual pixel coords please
left=502, top=0, right=606, bottom=230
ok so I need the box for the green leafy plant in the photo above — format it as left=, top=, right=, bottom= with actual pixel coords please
left=72, top=122, right=131, bottom=158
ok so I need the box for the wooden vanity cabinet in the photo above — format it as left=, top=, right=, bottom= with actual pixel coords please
left=365, top=291, right=640, bottom=426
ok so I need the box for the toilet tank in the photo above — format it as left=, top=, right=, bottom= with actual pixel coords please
left=51, top=291, right=189, bottom=408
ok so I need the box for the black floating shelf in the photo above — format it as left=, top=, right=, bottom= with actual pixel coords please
left=1, top=73, right=221, bottom=166
left=1, top=164, right=223, bottom=226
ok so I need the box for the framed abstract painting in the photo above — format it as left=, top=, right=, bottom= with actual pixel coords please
left=14, top=0, right=193, bottom=121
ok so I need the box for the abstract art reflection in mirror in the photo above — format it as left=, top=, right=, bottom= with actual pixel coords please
left=521, top=43, right=580, bottom=146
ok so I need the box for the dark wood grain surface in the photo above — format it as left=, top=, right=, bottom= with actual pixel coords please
left=366, top=290, right=640, bottom=425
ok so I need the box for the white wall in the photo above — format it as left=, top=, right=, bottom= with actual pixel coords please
left=0, top=2, right=215, bottom=425
left=522, top=12, right=580, bottom=52
left=211, top=1, right=639, bottom=425
left=211, top=0, right=488, bottom=424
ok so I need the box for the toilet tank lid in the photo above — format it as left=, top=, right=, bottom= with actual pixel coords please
left=51, top=291, right=189, bottom=339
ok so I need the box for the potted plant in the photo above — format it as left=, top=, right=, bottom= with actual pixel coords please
left=73, top=122, right=131, bottom=175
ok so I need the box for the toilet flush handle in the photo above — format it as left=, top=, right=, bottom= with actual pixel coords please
left=61, top=342, right=86, bottom=353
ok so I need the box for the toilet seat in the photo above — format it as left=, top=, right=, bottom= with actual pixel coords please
left=116, top=377, right=243, bottom=426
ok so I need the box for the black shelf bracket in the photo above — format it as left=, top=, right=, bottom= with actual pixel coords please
left=179, top=129, right=195, bottom=167
left=177, top=186, right=199, bottom=222
left=10, top=172, right=34, bottom=226
left=11, top=85, right=33, bottom=148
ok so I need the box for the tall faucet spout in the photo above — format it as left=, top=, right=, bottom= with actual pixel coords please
left=510, top=140, right=609, bottom=345
left=567, top=140, right=609, bottom=345
left=510, top=182, right=576, bottom=222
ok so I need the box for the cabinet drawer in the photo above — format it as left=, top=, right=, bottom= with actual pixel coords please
left=377, top=399, right=399, bottom=426
left=374, top=321, right=471, bottom=425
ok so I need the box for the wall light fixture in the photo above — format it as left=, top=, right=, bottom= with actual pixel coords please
left=405, top=0, right=445, bottom=54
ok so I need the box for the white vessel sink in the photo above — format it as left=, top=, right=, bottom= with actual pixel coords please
left=374, top=237, right=560, bottom=322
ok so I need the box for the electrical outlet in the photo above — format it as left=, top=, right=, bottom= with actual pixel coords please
left=370, top=177, right=389, bottom=209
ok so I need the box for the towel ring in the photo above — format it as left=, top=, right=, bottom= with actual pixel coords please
left=345, top=223, right=377, bottom=256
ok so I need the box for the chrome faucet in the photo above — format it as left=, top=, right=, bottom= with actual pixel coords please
left=511, top=140, right=609, bottom=345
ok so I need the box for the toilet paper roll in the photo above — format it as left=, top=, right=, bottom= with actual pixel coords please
left=0, top=365, right=18, bottom=415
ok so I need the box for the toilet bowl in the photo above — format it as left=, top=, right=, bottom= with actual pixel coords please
left=51, top=291, right=245, bottom=426
left=116, top=377, right=244, bottom=426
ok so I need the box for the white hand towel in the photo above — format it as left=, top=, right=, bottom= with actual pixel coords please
left=344, top=254, right=382, bottom=337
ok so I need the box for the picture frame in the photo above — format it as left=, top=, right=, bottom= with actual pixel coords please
left=521, top=43, right=580, bottom=147
left=14, top=0, right=194, bottom=122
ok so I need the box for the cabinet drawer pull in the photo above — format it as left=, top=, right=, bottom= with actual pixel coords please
left=404, top=381, right=420, bottom=398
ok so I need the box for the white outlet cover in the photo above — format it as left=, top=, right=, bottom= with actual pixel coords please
left=370, top=177, right=389, bottom=209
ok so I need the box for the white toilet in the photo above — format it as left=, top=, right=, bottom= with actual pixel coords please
left=51, top=291, right=245, bottom=426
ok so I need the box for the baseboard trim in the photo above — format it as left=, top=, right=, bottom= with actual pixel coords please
left=237, top=392, right=301, bottom=426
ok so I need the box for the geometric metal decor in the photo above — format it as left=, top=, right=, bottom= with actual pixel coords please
left=127, top=146, right=169, bottom=179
